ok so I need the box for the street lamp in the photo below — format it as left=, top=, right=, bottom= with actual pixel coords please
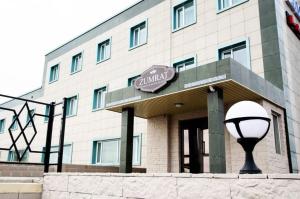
left=224, top=101, right=271, bottom=174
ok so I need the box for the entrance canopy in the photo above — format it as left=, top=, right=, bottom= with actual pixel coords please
left=105, top=59, right=284, bottom=118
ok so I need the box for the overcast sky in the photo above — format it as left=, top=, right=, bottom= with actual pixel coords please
left=0, top=0, right=139, bottom=102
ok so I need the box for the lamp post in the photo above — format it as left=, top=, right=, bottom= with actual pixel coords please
left=224, top=101, right=271, bottom=174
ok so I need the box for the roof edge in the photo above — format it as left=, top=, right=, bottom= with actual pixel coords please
left=0, top=87, right=43, bottom=106
left=45, top=0, right=143, bottom=57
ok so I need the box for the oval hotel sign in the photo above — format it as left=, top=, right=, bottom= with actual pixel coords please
left=134, top=65, right=176, bottom=93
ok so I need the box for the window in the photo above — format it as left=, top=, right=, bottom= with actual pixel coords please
left=11, top=115, right=18, bottom=130
left=44, top=144, right=72, bottom=164
left=49, top=64, right=59, bottom=83
left=0, top=119, right=5, bottom=133
left=8, top=149, right=29, bottom=162
left=132, top=136, right=141, bottom=164
left=96, top=139, right=119, bottom=165
left=93, top=136, right=141, bottom=165
left=97, top=39, right=111, bottom=63
left=93, top=87, right=107, bottom=110
left=66, top=96, right=78, bottom=117
left=71, top=53, right=83, bottom=73
left=218, top=40, right=250, bottom=69
left=173, top=57, right=196, bottom=72
left=218, top=0, right=248, bottom=11
left=130, top=21, right=147, bottom=49
left=49, top=145, right=72, bottom=164
left=272, top=112, right=281, bottom=154
left=44, top=105, right=50, bottom=123
left=26, top=109, right=35, bottom=126
left=173, top=0, right=196, bottom=31
left=128, top=75, right=140, bottom=87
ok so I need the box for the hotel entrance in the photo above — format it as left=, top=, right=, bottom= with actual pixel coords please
left=179, top=118, right=209, bottom=174
left=104, top=60, right=286, bottom=173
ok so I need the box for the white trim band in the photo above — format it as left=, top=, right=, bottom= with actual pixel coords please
left=106, top=96, right=142, bottom=107
left=184, top=74, right=227, bottom=89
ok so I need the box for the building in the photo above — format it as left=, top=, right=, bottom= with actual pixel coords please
left=0, top=0, right=299, bottom=174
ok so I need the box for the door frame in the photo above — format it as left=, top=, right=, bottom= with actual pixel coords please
left=179, top=117, right=208, bottom=173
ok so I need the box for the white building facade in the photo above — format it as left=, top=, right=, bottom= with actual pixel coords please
left=0, top=0, right=299, bottom=173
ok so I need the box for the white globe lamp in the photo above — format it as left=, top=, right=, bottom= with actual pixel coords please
left=224, top=101, right=271, bottom=174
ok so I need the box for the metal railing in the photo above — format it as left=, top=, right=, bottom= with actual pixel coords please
left=0, top=94, right=67, bottom=172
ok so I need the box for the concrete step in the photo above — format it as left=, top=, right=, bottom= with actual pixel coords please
left=0, top=177, right=42, bottom=199
left=0, top=177, right=43, bottom=183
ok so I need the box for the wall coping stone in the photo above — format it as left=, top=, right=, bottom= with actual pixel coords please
left=212, top=174, right=239, bottom=179
left=238, top=174, right=268, bottom=179
left=44, top=173, right=300, bottom=180
left=171, top=173, right=192, bottom=178
left=191, top=173, right=214, bottom=178
left=268, top=174, right=300, bottom=179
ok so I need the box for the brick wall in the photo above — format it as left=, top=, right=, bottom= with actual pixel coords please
left=0, top=164, right=146, bottom=177
left=147, top=116, right=169, bottom=172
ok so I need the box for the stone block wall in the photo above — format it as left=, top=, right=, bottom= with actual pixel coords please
left=43, top=173, right=300, bottom=199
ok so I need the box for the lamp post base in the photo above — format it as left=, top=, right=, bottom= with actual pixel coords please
left=239, top=167, right=261, bottom=174
left=237, top=138, right=262, bottom=174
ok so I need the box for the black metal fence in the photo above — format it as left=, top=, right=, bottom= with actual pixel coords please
left=0, top=94, right=67, bottom=172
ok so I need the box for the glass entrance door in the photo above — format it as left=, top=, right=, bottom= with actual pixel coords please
left=180, top=118, right=209, bottom=173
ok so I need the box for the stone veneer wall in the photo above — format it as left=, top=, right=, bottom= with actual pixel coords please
left=43, top=173, right=300, bottom=199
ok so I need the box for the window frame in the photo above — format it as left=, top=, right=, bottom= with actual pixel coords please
left=92, top=135, right=142, bottom=166
left=128, top=75, right=141, bottom=87
left=26, top=109, right=35, bottom=127
left=216, top=0, right=249, bottom=13
left=0, top=119, right=5, bottom=133
left=172, top=54, right=197, bottom=72
left=44, top=105, right=50, bottom=123
left=49, top=64, right=59, bottom=83
left=11, top=115, right=18, bottom=131
left=66, top=95, right=78, bottom=118
left=272, top=111, right=282, bottom=154
left=96, top=38, right=111, bottom=64
left=8, top=149, right=29, bottom=162
left=71, top=52, right=83, bottom=74
left=217, top=37, right=251, bottom=70
left=172, top=0, right=197, bottom=32
left=129, top=20, right=148, bottom=50
left=41, top=143, right=73, bottom=164
left=132, top=135, right=142, bottom=165
left=92, top=86, right=107, bottom=111
left=96, top=138, right=120, bottom=166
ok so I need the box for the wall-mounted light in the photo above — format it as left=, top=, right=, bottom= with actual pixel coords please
left=175, top=103, right=184, bottom=108
left=209, top=86, right=215, bottom=92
